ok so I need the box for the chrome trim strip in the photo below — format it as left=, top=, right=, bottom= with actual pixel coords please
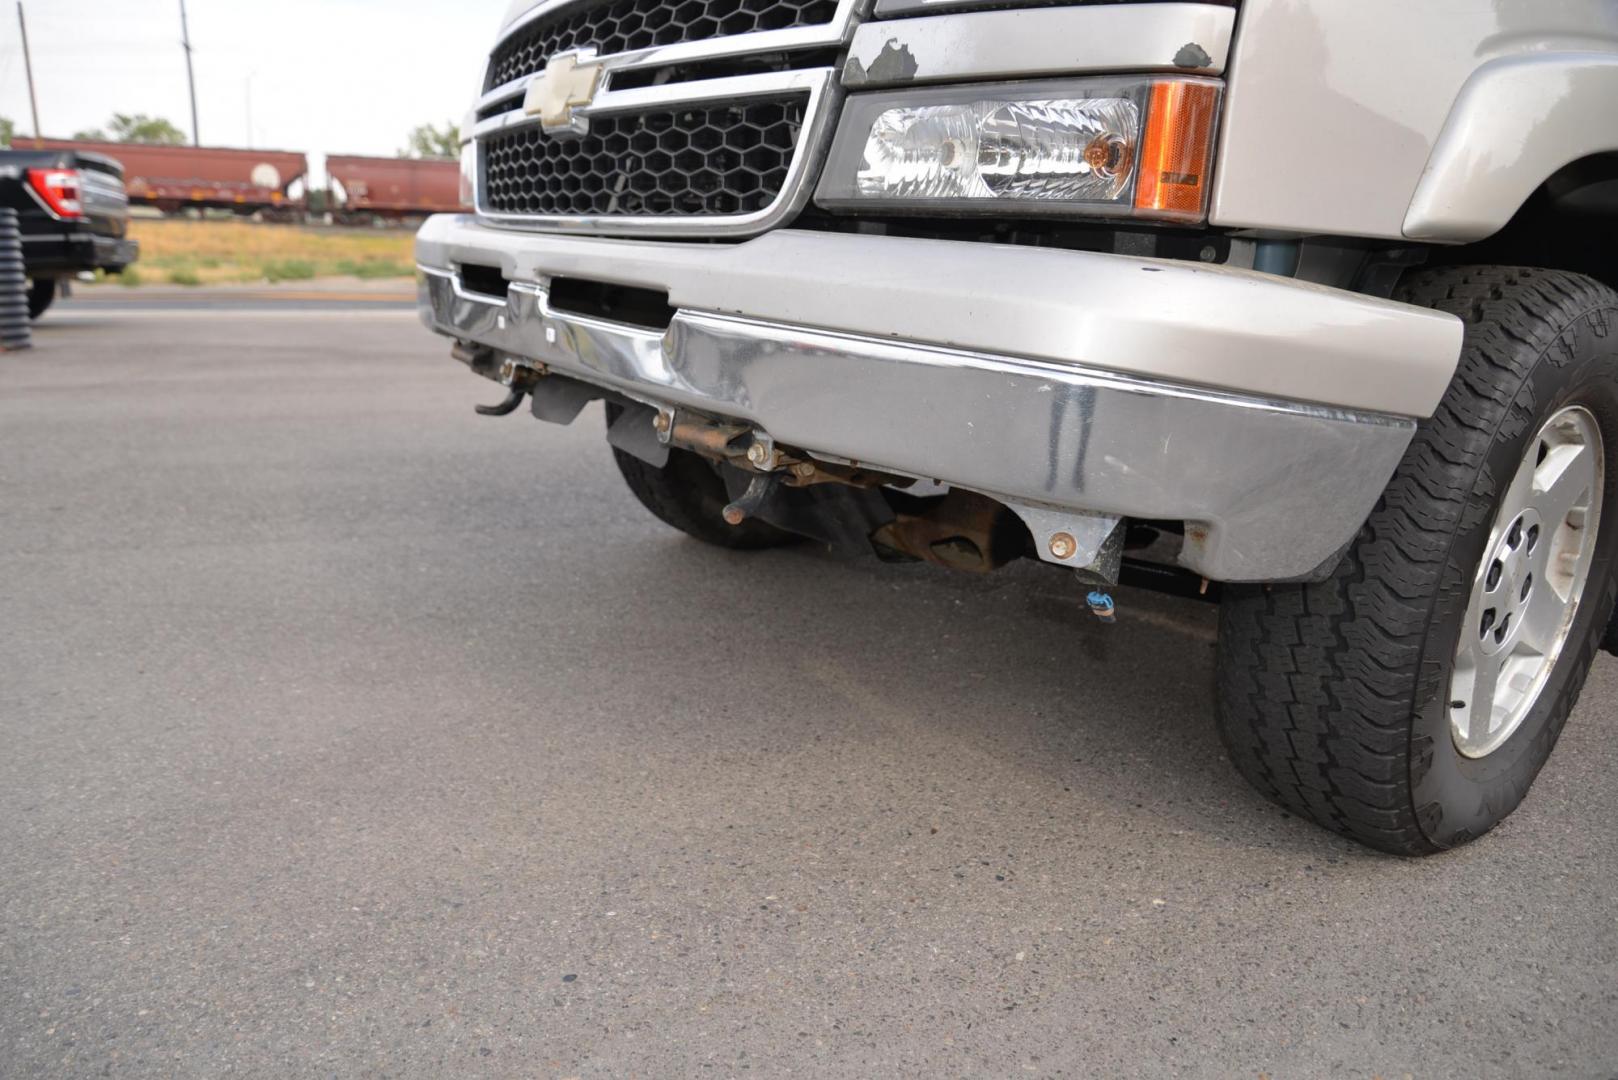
left=471, top=69, right=839, bottom=238
left=478, top=21, right=854, bottom=112
left=418, top=263, right=1417, bottom=582
left=843, top=3, right=1235, bottom=87
left=491, top=0, right=861, bottom=85
left=471, top=67, right=828, bottom=138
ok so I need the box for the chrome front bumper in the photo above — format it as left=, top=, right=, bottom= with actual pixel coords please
left=416, top=218, right=1464, bottom=582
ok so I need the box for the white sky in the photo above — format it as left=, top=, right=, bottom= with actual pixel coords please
left=0, top=0, right=510, bottom=165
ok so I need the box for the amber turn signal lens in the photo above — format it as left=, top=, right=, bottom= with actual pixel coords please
left=1135, top=80, right=1221, bottom=221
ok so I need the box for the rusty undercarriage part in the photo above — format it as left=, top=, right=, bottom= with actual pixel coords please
left=871, top=488, right=1028, bottom=574
left=459, top=353, right=1175, bottom=587
left=653, top=408, right=1036, bottom=572
left=661, top=410, right=903, bottom=494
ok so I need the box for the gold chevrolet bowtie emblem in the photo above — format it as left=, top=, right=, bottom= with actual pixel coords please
left=523, top=52, right=604, bottom=133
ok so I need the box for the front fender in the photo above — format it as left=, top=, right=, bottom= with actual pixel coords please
left=1403, top=53, right=1618, bottom=242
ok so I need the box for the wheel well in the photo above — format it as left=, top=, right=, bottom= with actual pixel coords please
left=1425, top=152, right=1618, bottom=290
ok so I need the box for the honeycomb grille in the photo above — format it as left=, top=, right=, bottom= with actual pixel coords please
left=487, top=0, right=840, bottom=90
left=482, top=98, right=805, bottom=218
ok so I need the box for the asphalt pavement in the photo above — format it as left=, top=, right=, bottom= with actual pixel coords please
left=2, top=295, right=1615, bottom=1078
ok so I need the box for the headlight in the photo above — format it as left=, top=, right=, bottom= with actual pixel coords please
left=816, top=77, right=1221, bottom=223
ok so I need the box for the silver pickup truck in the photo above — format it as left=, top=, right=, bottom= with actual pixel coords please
left=417, top=0, right=1618, bottom=854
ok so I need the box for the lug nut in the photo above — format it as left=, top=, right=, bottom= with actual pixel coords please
left=652, top=412, right=671, bottom=433
left=793, top=462, right=815, bottom=480
left=1049, top=532, right=1077, bottom=560
left=747, top=443, right=770, bottom=467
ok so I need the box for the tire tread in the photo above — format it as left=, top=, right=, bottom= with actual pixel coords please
left=1217, top=266, right=1618, bottom=854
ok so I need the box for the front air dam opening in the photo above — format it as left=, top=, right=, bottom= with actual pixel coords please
left=459, top=263, right=509, bottom=300
left=548, top=277, right=676, bottom=331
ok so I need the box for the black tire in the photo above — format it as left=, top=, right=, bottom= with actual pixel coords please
left=27, top=278, right=56, bottom=321
left=1216, top=266, right=1618, bottom=855
left=607, top=407, right=799, bottom=551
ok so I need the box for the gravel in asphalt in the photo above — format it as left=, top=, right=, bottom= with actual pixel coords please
left=2, top=305, right=1615, bottom=1078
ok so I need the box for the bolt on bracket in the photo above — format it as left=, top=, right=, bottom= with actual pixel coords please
left=1005, top=502, right=1126, bottom=584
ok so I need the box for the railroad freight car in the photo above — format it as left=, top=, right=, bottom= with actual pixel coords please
left=31, top=139, right=308, bottom=217
left=327, top=155, right=459, bottom=224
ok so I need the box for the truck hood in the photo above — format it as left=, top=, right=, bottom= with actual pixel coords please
left=500, top=0, right=540, bottom=31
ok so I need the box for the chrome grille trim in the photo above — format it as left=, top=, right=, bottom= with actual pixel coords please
left=469, top=0, right=861, bottom=236
left=493, top=0, right=858, bottom=77
left=472, top=68, right=839, bottom=236
left=472, top=67, right=825, bottom=138
left=477, top=13, right=858, bottom=112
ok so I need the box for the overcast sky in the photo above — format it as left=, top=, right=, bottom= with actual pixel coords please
left=1, top=0, right=510, bottom=159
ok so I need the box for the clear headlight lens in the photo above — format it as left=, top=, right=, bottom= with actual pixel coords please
left=857, top=98, right=1139, bottom=202
left=818, top=77, right=1221, bottom=222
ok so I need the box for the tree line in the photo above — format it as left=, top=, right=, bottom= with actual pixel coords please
left=0, top=114, right=460, bottom=159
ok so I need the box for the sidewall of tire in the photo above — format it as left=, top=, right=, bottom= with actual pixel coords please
left=27, top=277, right=56, bottom=321
left=1411, top=304, right=1618, bottom=848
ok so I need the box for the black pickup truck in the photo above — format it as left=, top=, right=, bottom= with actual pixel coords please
left=1, top=147, right=139, bottom=319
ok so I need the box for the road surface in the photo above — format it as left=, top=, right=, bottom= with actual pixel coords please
left=2, top=297, right=1615, bottom=1077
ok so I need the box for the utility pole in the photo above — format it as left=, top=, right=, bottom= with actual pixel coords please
left=179, top=0, right=200, bottom=146
left=17, top=2, right=42, bottom=147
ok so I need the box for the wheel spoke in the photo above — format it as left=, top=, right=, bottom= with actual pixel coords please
left=1534, top=438, right=1595, bottom=527
left=1501, top=451, right=1539, bottom=538
left=1453, top=640, right=1502, bottom=747
left=1515, top=584, right=1565, bottom=657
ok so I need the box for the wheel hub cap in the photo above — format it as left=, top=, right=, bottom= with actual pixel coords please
left=1449, top=406, right=1605, bottom=758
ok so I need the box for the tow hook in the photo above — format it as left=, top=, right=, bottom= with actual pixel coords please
left=723, top=472, right=782, bottom=526
left=474, top=388, right=527, bottom=416
left=1087, top=591, right=1117, bottom=623
left=475, top=357, right=540, bottom=416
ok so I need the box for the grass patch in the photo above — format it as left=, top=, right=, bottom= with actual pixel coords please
left=263, top=259, right=317, bottom=283
left=123, top=219, right=416, bottom=285
left=118, top=267, right=143, bottom=287
left=335, top=258, right=414, bottom=280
